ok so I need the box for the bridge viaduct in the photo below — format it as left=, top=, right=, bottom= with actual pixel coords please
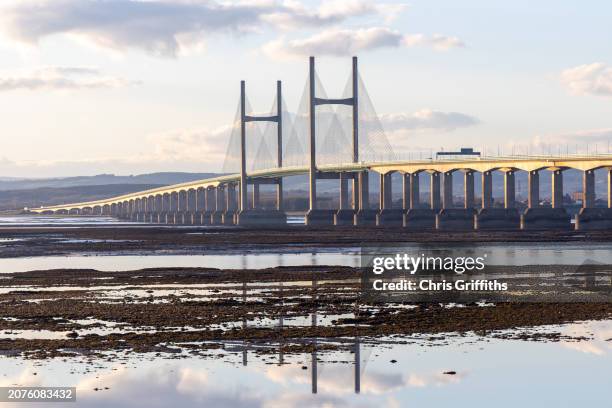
left=29, top=57, right=612, bottom=231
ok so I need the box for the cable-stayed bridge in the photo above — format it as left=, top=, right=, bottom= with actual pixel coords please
left=30, top=57, right=612, bottom=230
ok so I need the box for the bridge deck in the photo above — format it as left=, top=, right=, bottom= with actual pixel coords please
left=29, top=155, right=612, bottom=212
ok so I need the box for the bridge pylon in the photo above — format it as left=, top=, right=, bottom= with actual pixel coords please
left=235, top=80, right=287, bottom=226
left=306, top=56, right=363, bottom=226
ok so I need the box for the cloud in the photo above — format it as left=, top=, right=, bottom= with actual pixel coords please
left=0, top=0, right=403, bottom=57
left=560, top=63, right=612, bottom=97
left=263, top=27, right=401, bottom=58
left=559, top=321, right=612, bottom=356
left=534, top=128, right=612, bottom=146
left=262, top=0, right=406, bottom=31
left=404, top=33, right=465, bottom=51
left=0, top=66, right=138, bottom=91
left=149, top=125, right=233, bottom=164
left=264, top=364, right=465, bottom=397
left=262, top=27, right=465, bottom=58
left=264, top=392, right=348, bottom=408
left=374, top=109, right=480, bottom=154
left=0, top=123, right=235, bottom=177
left=0, top=107, right=481, bottom=177
left=380, top=109, right=480, bottom=132
left=73, top=365, right=264, bottom=408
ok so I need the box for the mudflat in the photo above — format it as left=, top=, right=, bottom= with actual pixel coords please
left=0, top=266, right=610, bottom=359
left=1, top=225, right=612, bottom=258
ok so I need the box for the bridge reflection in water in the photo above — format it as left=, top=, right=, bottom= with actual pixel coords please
left=30, top=57, right=612, bottom=231
left=221, top=277, right=363, bottom=395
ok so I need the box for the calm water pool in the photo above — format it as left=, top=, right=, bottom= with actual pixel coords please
left=0, top=319, right=609, bottom=407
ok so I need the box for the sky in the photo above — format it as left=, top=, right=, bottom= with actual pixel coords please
left=0, top=0, right=611, bottom=178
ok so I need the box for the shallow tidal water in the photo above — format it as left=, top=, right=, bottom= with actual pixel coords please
left=0, top=320, right=610, bottom=407
left=0, top=242, right=611, bottom=273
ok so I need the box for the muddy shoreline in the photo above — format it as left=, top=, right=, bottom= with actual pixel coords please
left=0, top=266, right=610, bottom=359
left=1, top=226, right=612, bottom=258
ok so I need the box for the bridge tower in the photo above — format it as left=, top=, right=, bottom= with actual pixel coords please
left=235, top=80, right=287, bottom=226
left=305, top=56, right=363, bottom=226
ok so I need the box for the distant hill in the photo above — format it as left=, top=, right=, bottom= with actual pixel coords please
left=0, top=172, right=221, bottom=210
left=0, top=184, right=170, bottom=211
left=0, top=172, right=221, bottom=191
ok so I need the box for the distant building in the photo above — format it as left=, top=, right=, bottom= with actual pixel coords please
left=436, top=148, right=481, bottom=159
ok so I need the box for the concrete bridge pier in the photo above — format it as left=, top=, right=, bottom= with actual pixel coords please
left=135, top=200, right=143, bottom=222
left=377, top=172, right=403, bottom=226
left=410, top=173, right=420, bottom=208
left=130, top=200, right=138, bottom=221
left=152, top=195, right=161, bottom=223
left=237, top=178, right=288, bottom=226
left=150, top=196, right=157, bottom=223
left=139, top=199, right=148, bottom=222
left=481, top=171, right=493, bottom=209
left=398, top=172, right=413, bottom=225
left=170, top=191, right=182, bottom=224
left=609, top=169, right=612, bottom=208
left=354, top=171, right=377, bottom=225
left=436, top=170, right=476, bottom=230
left=122, top=201, right=130, bottom=220
left=430, top=171, right=441, bottom=210
left=222, top=183, right=238, bottom=225
left=305, top=171, right=336, bottom=226
left=334, top=172, right=356, bottom=225
left=143, top=198, right=150, bottom=222
left=130, top=200, right=137, bottom=221
left=522, top=169, right=571, bottom=230
left=252, top=184, right=260, bottom=209
left=576, top=168, right=612, bottom=230
left=124, top=200, right=131, bottom=220
left=190, top=188, right=203, bottom=225
left=406, top=172, right=437, bottom=229
left=202, top=187, right=215, bottom=225
left=162, top=194, right=171, bottom=224
left=504, top=170, right=516, bottom=209
left=117, top=201, right=124, bottom=219
left=164, top=193, right=173, bottom=224
left=138, top=198, right=145, bottom=222
left=464, top=171, right=475, bottom=209
left=157, top=194, right=165, bottom=223
left=528, top=170, right=539, bottom=208
left=402, top=172, right=411, bottom=211
left=128, top=201, right=134, bottom=220
left=115, top=202, right=124, bottom=220
left=165, top=192, right=177, bottom=224
left=175, top=190, right=188, bottom=225
left=182, top=189, right=195, bottom=225
left=476, top=169, right=521, bottom=230
left=134, top=199, right=143, bottom=222
left=159, top=193, right=169, bottom=224
left=140, top=197, right=147, bottom=222
left=211, top=186, right=225, bottom=225
left=147, top=196, right=155, bottom=223
left=192, top=188, right=203, bottom=225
